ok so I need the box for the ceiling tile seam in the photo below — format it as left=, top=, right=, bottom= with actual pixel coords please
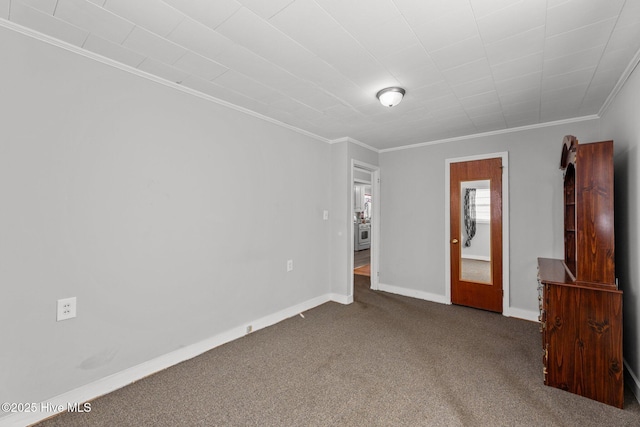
left=541, top=64, right=600, bottom=83
left=545, top=0, right=625, bottom=36
left=155, top=19, right=295, bottom=101
left=54, top=0, right=133, bottom=45
left=309, top=0, right=421, bottom=92
left=79, top=29, right=90, bottom=49
left=537, top=1, right=552, bottom=126
left=171, top=50, right=189, bottom=71
left=462, top=0, right=507, bottom=137
left=577, top=2, right=627, bottom=115
left=388, top=0, right=470, bottom=126
left=544, top=17, right=617, bottom=43
left=212, top=3, right=243, bottom=31
left=472, top=0, right=525, bottom=22
left=170, top=29, right=346, bottom=118
left=108, top=4, right=187, bottom=39
left=100, top=16, right=235, bottom=92
left=165, top=15, right=185, bottom=39
left=432, top=34, right=487, bottom=71
left=598, top=44, right=640, bottom=117
left=14, top=1, right=92, bottom=46
left=266, top=0, right=296, bottom=20
left=301, top=1, right=408, bottom=102
left=155, top=18, right=245, bottom=88
left=389, top=0, right=444, bottom=87
left=51, top=1, right=146, bottom=63
left=118, top=19, right=136, bottom=45
left=207, top=5, right=365, bottom=113
left=0, top=17, right=332, bottom=145
left=309, top=1, right=390, bottom=66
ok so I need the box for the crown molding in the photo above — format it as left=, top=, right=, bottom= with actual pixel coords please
left=4, top=17, right=636, bottom=155
left=378, top=115, right=600, bottom=153
left=0, top=18, right=331, bottom=145
left=329, top=137, right=380, bottom=153
left=598, top=45, right=640, bottom=118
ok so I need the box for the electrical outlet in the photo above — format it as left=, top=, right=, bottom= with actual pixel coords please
left=57, top=297, right=77, bottom=321
left=246, top=325, right=252, bottom=334
left=287, top=259, right=294, bottom=272
left=323, top=210, right=329, bottom=220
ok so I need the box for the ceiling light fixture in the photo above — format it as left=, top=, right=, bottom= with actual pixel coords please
left=376, top=87, right=405, bottom=107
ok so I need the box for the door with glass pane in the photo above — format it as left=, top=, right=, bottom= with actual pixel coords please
left=450, top=158, right=503, bottom=312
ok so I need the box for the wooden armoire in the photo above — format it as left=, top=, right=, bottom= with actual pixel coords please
left=537, top=135, right=623, bottom=408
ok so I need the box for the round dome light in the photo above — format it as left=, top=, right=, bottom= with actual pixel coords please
left=376, top=87, right=405, bottom=107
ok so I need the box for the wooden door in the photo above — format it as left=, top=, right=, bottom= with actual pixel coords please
left=450, top=158, right=503, bottom=312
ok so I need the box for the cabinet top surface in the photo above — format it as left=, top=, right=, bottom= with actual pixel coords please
left=537, top=258, right=621, bottom=293
left=538, top=258, right=574, bottom=285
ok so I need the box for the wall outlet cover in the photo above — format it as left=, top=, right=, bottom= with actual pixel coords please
left=57, top=297, right=77, bottom=321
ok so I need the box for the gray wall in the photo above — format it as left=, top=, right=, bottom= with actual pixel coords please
left=600, top=64, right=640, bottom=391
left=378, top=120, right=601, bottom=314
left=0, top=26, right=332, bottom=408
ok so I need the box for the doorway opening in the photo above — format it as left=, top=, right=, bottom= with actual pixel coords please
left=353, top=172, right=371, bottom=278
left=350, top=160, right=380, bottom=300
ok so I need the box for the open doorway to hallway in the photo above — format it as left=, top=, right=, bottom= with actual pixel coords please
left=354, top=249, right=370, bottom=276
left=353, top=176, right=373, bottom=286
left=353, top=165, right=373, bottom=296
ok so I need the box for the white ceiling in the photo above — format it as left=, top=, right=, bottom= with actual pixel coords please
left=3, top=0, right=640, bottom=151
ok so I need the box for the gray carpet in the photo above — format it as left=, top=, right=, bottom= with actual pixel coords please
left=35, top=276, right=640, bottom=426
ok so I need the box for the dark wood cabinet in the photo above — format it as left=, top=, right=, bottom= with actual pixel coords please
left=537, top=136, right=623, bottom=408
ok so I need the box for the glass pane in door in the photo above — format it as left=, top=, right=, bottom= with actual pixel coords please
left=460, top=180, right=492, bottom=284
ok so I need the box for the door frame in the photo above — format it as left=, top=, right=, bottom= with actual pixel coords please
left=444, top=152, right=510, bottom=313
left=350, top=160, right=380, bottom=298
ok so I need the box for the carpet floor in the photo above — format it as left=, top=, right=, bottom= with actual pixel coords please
left=34, top=276, right=640, bottom=426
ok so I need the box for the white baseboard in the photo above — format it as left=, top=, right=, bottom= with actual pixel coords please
left=378, top=283, right=539, bottom=323
left=624, top=359, right=640, bottom=404
left=378, top=283, right=450, bottom=305
left=503, top=307, right=539, bottom=322
left=329, top=293, right=353, bottom=305
left=0, top=294, right=332, bottom=427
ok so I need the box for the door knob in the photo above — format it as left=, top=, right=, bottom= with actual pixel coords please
left=451, top=239, right=459, bottom=244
